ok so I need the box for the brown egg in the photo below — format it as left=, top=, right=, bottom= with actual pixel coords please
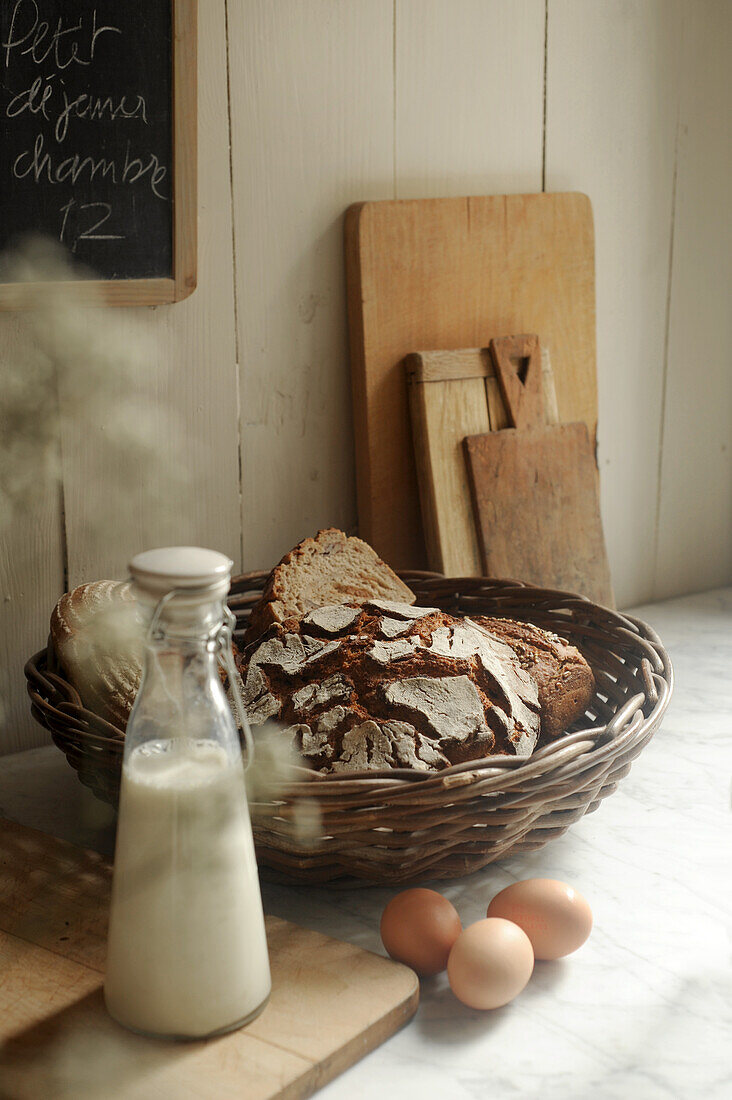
left=380, top=888, right=462, bottom=976
left=447, top=918, right=534, bottom=1009
left=487, top=878, right=593, bottom=960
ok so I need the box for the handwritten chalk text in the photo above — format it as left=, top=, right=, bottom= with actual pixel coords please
left=2, top=0, right=120, bottom=70
left=6, top=76, right=149, bottom=144
left=2, top=0, right=172, bottom=266
left=59, top=198, right=124, bottom=252
left=14, top=134, right=168, bottom=199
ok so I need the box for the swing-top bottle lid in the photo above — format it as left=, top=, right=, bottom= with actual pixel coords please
left=129, top=547, right=233, bottom=604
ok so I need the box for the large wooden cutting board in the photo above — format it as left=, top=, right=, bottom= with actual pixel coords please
left=345, top=192, right=597, bottom=570
left=0, top=818, right=418, bottom=1100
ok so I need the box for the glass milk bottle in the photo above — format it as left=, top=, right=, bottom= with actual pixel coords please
left=104, top=547, right=271, bottom=1039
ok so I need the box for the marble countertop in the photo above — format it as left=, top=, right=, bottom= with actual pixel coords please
left=1, top=587, right=730, bottom=1100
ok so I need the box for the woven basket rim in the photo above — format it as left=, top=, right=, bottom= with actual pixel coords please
left=24, top=569, right=674, bottom=882
left=25, top=569, right=673, bottom=789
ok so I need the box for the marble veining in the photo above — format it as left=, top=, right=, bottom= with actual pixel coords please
left=0, top=588, right=729, bottom=1099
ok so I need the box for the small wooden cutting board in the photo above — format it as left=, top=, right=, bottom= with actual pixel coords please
left=405, top=342, right=560, bottom=575
left=0, top=818, right=418, bottom=1100
left=463, top=336, right=614, bottom=607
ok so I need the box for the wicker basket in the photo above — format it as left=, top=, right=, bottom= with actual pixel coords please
left=25, top=571, right=672, bottom=884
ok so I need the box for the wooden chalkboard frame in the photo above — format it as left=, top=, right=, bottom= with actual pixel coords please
left=0, top=0, right=197, bottom=309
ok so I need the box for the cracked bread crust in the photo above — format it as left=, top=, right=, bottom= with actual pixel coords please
left=244, top=528, right=416, bottom=645
left=238, top=600, right=542, bottom=773
left=473, top=616, right=595, bottom=740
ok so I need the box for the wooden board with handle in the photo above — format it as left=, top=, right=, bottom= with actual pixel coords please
left=405, top=341, right=559, bottom=576
left=0, top=818, right=418, bottom=1100
left=345, top=192, right=597, bottom=570
left=463, top=336, right=614, bottom=607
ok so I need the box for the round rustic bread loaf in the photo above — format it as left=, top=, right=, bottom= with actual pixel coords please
left=238, top=599, right=542, bottom=773
left=50, top=580, right=144, bottom=730
left=51, top=580, right=240, bottom=732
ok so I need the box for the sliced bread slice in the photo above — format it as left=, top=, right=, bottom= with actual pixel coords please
left=245, top=528, right=415, bottom=643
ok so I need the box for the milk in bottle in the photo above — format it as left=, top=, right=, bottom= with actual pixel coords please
left=104, top=547, right=271, bottom=1039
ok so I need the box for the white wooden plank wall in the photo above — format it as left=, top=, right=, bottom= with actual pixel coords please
left=394, top=0, right=545, bottom=198
left=226, top=0, right=393, bottom=571
left=545, top=0, right=683, bottom=608
left=655, top=1, right=732, bottom=598
left=1, top=0, right=730, bottom=753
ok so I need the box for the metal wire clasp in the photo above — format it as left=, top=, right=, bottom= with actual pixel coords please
left=144, top=586, right=255, bottom=773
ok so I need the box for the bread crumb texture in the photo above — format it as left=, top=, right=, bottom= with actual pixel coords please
left=245, top=529, right=416, bottom=644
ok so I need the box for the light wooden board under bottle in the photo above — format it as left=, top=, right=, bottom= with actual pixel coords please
left=0, top=818, right=418, bottom=1100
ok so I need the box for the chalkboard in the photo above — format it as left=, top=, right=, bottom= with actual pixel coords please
left=0, top=0, right=197, bottom=305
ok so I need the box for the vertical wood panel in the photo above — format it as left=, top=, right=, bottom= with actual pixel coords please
left=392, top=0, right=544, bottom=570
left=395, top=0, right=545, bottom=197
left=0, top=315, right=64, bottom=752
left=60, top=1, right=241, bottom=586
left=655, top=1, right=732, bottom=598
left=227, top=0, right=393, bottom=571
left=545, top=0, right=682, bottom=609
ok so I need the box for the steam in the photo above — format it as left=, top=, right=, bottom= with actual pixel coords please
left=0, top=235, right=186, bottom=754
left=244, top=726, right=321, bottom=844
left=0, top=236, right=185, bottom=554
left=0, top=237, right=318, bottom=841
